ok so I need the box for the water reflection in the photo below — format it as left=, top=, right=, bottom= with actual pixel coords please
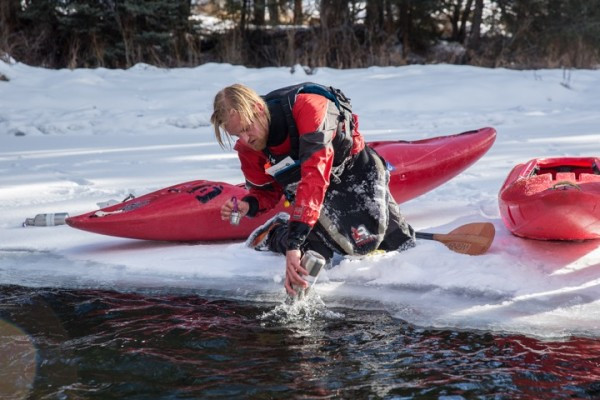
left=0, top=285, right=599, bottom=399
left=0, top=319, right=36, bottom=399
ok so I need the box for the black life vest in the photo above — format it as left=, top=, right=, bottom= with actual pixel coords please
left=261, top=82, right=355, bottom=174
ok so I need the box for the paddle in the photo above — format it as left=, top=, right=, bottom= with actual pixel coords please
left=415, top=222, right=495, bottom=256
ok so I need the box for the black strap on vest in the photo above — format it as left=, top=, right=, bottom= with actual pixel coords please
left=262, top=82, right=353, bottom=163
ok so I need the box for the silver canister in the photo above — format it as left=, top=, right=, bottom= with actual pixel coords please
left=229, top=210, right=241, bottom=226
left=229, top=196, right=241, bottom=226
left=23, top=213, right=69, bottom=227
left=293, top=250, right=326, bottom=298
left=301, top=250, right=326, bottom=277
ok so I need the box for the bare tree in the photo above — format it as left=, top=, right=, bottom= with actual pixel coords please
left=398, top=0, right=411, bottom=60
left=468, top=0, right=483, bottom=49
left=0, top=0, right=20, bottom=56
left=366, top=0, right=384, bottom=33
left=254, top=0, right=266, bottom=25
left=267, top=0, right=279, bottom=25
left=293, top=0, right=302, bottom=25
left=458, top=0, right=473, bottom=42
left=320, top=0, right=351, bottom=26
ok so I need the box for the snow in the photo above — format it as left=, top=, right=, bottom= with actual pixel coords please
left=1, top=60, right=599, bottom=339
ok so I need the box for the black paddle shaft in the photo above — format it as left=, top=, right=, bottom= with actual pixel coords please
left=415, top=232, right=435, bottom=240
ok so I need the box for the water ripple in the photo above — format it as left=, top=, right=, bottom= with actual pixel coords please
left=1, top=285, right=599, bottom=399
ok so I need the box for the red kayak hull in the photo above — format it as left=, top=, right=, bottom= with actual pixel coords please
left=499, top=157, right=600, bottom=240
left=67, top=127, right=496, bottom=241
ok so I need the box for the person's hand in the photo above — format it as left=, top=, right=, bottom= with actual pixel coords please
left=284, top=249, right=308, bottom=296
left=220, top=199, right=249, bottom=221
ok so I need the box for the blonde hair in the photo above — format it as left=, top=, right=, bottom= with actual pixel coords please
left=210, top=83, right=270, bottom=148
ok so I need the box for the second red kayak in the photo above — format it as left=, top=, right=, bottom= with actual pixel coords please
left=67, top=127, right=496, bottom=242
left=499, top=157, right=600, bottom=240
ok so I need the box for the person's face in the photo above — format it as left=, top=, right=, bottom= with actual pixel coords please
left=224, top=105, right=268, bottom=151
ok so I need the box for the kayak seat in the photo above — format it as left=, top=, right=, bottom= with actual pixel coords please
left=579, top=173, right=600, bottom=183
left=571, top=168, right=597, bottom=180
left=536, top=164, right=599, bottom=180
left=555, top=172, right=576, bottom=182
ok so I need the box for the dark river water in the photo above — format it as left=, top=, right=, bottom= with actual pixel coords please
left=1, top=285, right=599, bottom=399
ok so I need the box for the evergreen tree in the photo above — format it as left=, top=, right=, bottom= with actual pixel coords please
left=2, top=0, right=600, bottom=69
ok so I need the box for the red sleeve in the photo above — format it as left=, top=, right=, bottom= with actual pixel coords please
left=235, top=141, right=284, bottom=215
left=289, top=93, right=335, bottom=227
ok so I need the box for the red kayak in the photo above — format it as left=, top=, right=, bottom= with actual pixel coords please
left=499, top=157, right=600, bottom=240
left=67, top=127, right=496, bottom=242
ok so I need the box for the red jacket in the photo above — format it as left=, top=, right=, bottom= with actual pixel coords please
left=236, top=93, right=364, bottom=249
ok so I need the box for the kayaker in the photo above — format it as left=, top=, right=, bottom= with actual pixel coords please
left=211, top=82, right=415, bottom=296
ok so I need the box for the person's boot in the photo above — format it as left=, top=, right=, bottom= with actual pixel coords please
left=245, top=212, right=289, bottom=251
